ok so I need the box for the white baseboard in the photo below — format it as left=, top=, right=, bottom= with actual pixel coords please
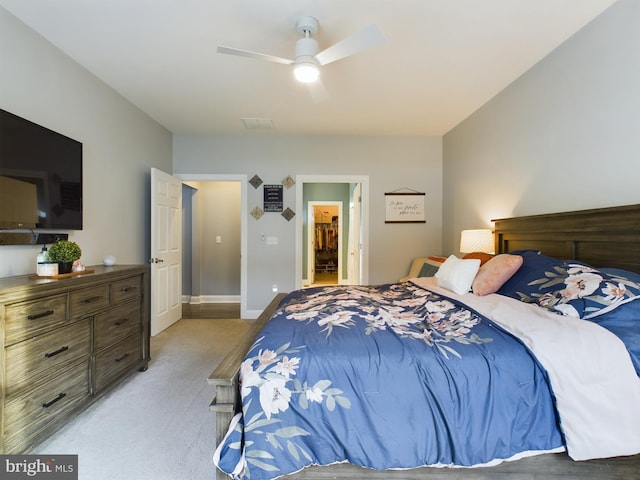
left=183, top=295, right=240, bottom=304
left=181, top=296, right=262, bottom=320
left=244, top=309, right=262, bottom=320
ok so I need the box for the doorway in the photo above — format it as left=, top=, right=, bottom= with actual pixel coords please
left=176, top=174, right=248, bottom=318
left=307, top=202, right=342, bottom=287
left=295, top=175, right=369, bottom=289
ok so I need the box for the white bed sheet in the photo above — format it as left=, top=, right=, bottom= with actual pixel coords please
left=412, top=277, right=640, bottom=461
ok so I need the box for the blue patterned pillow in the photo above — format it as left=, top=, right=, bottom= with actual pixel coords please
left=499, top=253, right=640, bottom=319
left=599, top=267, right=640, bottom=284
left=497, top=251, right=562, bottom=299
left=587, top=296, right=640, bottom=376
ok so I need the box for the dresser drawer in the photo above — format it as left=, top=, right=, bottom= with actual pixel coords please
left=112, top=275, right=142, bottom=305
left=94, top=336, right=142, bottom=392
left=94, top=300, right=141, bottom=351
left=0, top=264, right=150, bottom=454
left=4, top=294, right=68, bottom=345
left=70, top=284, right=110, bottom=319
left=3, top=360, right=89, bottom=453
left=4, top=320, right=91, bottom=398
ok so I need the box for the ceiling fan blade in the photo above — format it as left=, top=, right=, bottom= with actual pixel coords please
left=314, top=24, right=387, bottom=66
left=217, top=45, right=293, bottom=65
left=307, top=78, right=330, bottom=104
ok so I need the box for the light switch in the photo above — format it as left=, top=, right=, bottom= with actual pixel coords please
left=216, top=235, right=222, bottom=244
left=266, top=236, right=278, bottom=245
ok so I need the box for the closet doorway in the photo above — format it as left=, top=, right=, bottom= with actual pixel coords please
left=308, top=202, right=342, bottom=286
left=295, top=174, right=369, bottom=289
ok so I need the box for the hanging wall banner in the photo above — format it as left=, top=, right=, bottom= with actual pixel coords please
left=384, top=192, right=426, bottom=223
left=263, top=184, right=284, bottom=212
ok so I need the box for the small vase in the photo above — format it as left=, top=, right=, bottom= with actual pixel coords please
left=58, top=262, right=74, bottom=274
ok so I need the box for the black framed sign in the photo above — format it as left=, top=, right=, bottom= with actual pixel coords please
left=384, top=192, right=426, bottom=223
left=263, top=184, right=283, bottom=212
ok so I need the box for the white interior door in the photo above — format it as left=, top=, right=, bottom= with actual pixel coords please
left=150, top=168, right=182, bottom=336
left=307, top=206, right=316, bottom=286
left=347, top=183, right=361, bottom=285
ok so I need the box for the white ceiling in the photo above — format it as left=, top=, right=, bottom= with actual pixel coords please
left=0, top=0, right=617, bottom=136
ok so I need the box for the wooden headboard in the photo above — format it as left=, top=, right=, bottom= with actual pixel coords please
left=493, top=203, right=640, bottom=274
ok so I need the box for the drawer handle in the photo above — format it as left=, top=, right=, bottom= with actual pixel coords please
left=115, top=353, right=130, bottom=363
left=114, top=317, right=130, bottom=326
left=83, top=296, right=103, bottom=304
left=42, top=393, right=66, bottom=409
left=121, top=286, right=137, bottom=293
left=44, top=346, right=69, bottom=358
left=27, top=310, right=55, bottom=321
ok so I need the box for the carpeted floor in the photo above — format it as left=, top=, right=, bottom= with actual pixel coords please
left=35, top=315, right=253, bottom=480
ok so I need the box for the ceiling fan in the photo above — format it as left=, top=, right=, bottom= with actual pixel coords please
left=217, top=16, right=387, bottom=89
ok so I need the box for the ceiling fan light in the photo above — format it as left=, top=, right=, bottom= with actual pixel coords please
left=294, top=62, right=320, bottom=83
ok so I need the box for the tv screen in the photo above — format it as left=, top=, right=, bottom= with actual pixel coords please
left=0, top=108, right=83, bottom=230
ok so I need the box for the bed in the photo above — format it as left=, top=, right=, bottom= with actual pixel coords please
left=209, top=203, right=640, bottom=480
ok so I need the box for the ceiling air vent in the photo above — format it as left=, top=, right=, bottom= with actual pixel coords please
left=241, top=118, right=274, bottom=130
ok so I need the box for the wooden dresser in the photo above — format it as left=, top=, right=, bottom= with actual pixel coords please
left=0, top=264, right=150, bottom=453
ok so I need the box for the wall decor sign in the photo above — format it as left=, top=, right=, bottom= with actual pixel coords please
left=249, top=175, right=263, bottom=189
left=263, top=184, right=283, bottom=212
left=250, top=206, right=264, bottom=220
left=281, top=207, right=295, bottom=221
left=282, top=175, right=295, bottom=189
left=384, top=192, right=426, bottom=223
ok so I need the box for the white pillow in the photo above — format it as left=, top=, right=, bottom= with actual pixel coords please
left=435, top=255, right=481, bottom=295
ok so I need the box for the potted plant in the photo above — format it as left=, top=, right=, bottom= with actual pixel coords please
left=48, top=240, right=82, bottom=274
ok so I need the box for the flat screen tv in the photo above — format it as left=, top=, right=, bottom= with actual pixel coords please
left=0, top=108, right=83, bottom=230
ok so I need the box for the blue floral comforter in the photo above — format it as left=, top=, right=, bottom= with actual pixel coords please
left=214, top=282, right=563, bottom=479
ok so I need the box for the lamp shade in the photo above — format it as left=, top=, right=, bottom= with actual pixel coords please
left=460, top=229, right=494, bottom=254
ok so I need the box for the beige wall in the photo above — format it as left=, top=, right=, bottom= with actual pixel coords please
left=0, top=8, right=172, bottom=277
left=0, top=5, right=442, bottom=314
left=188, top=181, right=242, bottom=300
left=174, top=133, right=443, bottom=310
left=10, top=0, right=633, bottom=312
left=443, top=0, right=640, bottom=255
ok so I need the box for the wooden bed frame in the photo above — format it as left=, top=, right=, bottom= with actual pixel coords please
left=493, top=203, right=640, bottom=274
left=209, top=203, right=640, bottom=480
